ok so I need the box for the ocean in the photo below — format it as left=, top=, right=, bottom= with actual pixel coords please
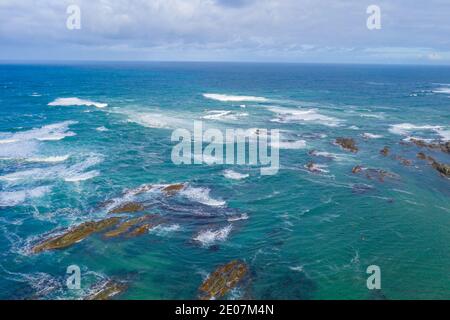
left=0, top=62, right=449, bottom=300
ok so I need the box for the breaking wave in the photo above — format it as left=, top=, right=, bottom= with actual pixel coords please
left=203, top=93, right=269, bottom=103
left=180, top=186, right=226, bottom=207
left=48, top=97, right=107, bottom=108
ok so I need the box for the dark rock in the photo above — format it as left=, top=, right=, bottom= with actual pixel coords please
left=352, top=165, right=363, bottom=174
left=335, top=138, right=358, bottom=153
left=162, top=184, right=185, bottom=196
left=380, top=147, right=390, bottom=156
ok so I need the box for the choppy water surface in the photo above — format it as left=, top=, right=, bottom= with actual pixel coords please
left=0, top=62, right=449, bottom=299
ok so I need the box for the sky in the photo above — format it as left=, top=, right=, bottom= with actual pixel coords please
left=0, top=0, right=449, bottom=64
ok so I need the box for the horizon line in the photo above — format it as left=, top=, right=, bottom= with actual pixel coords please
left=1, top=59, right=450, bottom=67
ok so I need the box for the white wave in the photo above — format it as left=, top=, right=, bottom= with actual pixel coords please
left=268, top=106, right=341, bottom=127
left=0, top=121, right=77, bottom=145
left=389, top=123, right=441, bottom=135
left=30, top=93, right=42, bottom=97
left=96, top=126, right=109, bottom=132
left=348, top=125, right=360, bottom=130
left=309, top=150, right=349, bottom=161
left=433, top=87, right=450, bottom=94
left=180, top=187, right=226, bottom=207
left=0, top=139, right=19, bottom=144
left=48, top=97, right=107, bottom=108
left=193, top=225, right=232, bottom=247
left=359, top=113, right=384, bottom=119
left=289, top=265, right=304, bottom=272
left=203, top=93, right=268, bottom=103
left=361, top=133, right=383, bottom=139
left=389, top=123, right=449, bottom=141
left=223, top=170, right=249, bottom=180
left=25, top=155, right=70, bottom=163
left=0, top=186, right=51, bottom=207
left=202, top=110, right=248, bottom=121
left=271, top=139, right=307, bottom=149
left=227, top=213, right=249, bottom=222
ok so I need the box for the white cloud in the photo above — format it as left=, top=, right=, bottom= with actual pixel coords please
left=0, top=0, right=449, bottom=63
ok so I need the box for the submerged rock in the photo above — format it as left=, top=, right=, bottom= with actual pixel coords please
left=199, top=260, right=248, bottom=300
left=380, top=146, right=390, bottom=156
left=85, top=280, right=127, bottom=300
left=352, top=183, right=374, bottom=195
left=32, top=218, right=121, bottom=254
left=109, top=202, right=145, bottom=214
left=395, top=156, right=412, bottom=166
left=335, top=138, right=358, bottom=153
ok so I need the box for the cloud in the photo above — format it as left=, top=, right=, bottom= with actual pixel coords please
left=0, top=0, right=449, bottom=63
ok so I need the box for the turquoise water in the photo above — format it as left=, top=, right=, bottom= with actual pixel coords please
left=0, top=62, right=449, bottom=300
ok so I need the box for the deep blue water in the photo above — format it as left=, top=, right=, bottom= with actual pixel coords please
left=0, top=62, right=449, bottom=299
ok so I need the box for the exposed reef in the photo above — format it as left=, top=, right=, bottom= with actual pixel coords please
left=199, top=260, right=248, bottom=300
left=32, top=218, right=121, bottom=254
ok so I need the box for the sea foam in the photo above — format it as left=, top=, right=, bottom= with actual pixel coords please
left=0, top=186, right=51, bottom=207
left=268, top=106, right=341, bottom=127
left=193, top=225, right=232, bottom=247
left=223, top=170, right=249, bottom=180
left=202, top=110, right=248, bottom=121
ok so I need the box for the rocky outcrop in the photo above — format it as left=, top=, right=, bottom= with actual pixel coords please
left=85, top=280, right=127, bottom=300
left=162, top=184, right=185, bottom=196
left=199, top=260, right=248, bottom=300
left=410, top=139, right=450, bottom=154
left=380, top=147, right=390, bottom=156
left=335, top=138, right=358, bottom=153
left=432, top=161, right=450, bottom=177
left=352, top=165, right=363, bottom=174
left=352, top=166, right=397, bottom=182
left=103, top=215, right=156, bottom=239
left=128, top=224, right=152, bottom=237
left=416, top=152, right=450, bottom=177
left=109, top=202, right=145, bottom=214
left=32, top=218, right=121, bottom=254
